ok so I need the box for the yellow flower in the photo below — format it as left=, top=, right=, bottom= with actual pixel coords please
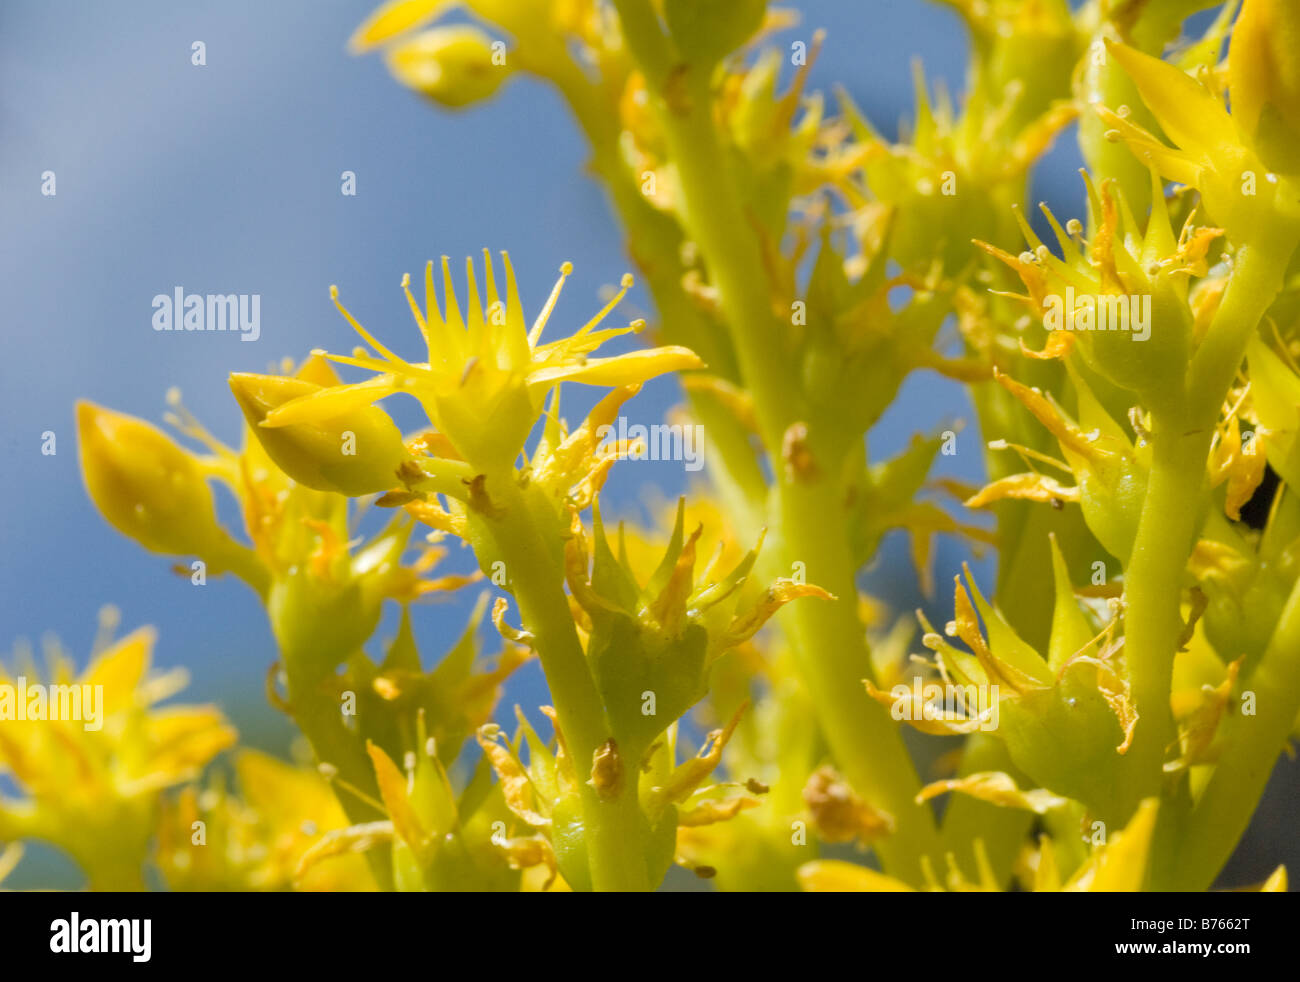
left=516, top=383, right=644, bottom=511
left=1247, top=333, right=1300, bottom=490
left=157, top=750, right=376, bottom=892
left=1192, top=430, right=1300, bottom=666
left=258, top=252, right=702, bottom=473
left=0, top=619, right=235, bottom=889
left=83, top=358, right=478, bottom=645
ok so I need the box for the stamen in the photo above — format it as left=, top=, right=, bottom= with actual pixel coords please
left=162, top=386, right=231, bottom=457
left=322, top=348, right=428, bottom=380
left=574, top=273, right=635, bottom=338
left=317, top=765, right=386, bottom=813
left=529, top=261, right=573, bottom=347
left=330, top=285, right=405, bottom=365
left=989, top=438, right=1073, bottom=475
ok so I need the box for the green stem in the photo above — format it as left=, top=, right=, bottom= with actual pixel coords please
left=774, top=478, right=942, bottom=884
left=1116, top=244, right=1293, bottom=824
left=1112, top=415, right=1208, bottom=819
left=1188, top=240, right=1298, bottom=431
left=477, top=476, right=650, bottom=891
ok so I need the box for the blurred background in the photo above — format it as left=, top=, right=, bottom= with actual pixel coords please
left=1, top=0, right=1293, bottom=888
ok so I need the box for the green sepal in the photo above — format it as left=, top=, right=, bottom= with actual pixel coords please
left=998, top=660, right=1127, bottom=818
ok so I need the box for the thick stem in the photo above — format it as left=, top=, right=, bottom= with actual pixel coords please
left=774, top=478, right=942, bottom=883
left=1188, top=240, right=1298, bottom=431
left=1116, top=244, right=1293, bottom=825
left=479, top=477, right=650, bottom=891
left=1112, top=418, right=1209, bottom=818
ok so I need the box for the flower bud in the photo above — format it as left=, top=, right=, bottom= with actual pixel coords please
left=385, top=26, right=511, bottom=109
left=76, top=401, right=238, bottom=560
left=1230, top=0, right=1300, bottom=173
left=229, top=373, right=411, bottom=496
